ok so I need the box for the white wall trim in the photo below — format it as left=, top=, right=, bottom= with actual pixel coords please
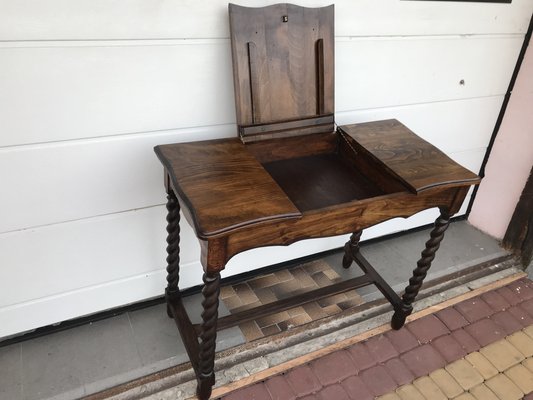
left=0, top=33, right=525, bottom=49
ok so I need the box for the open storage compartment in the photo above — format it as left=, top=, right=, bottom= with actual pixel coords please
left=248, top=132, right=410, bottom=212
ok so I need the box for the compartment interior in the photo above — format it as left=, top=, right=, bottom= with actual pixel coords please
left=259, top=135, right=408, bottom=213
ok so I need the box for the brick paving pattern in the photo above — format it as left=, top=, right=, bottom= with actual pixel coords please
left=221, top=278, right=533, bottom=400
left=220, top=259, right=363, bottom=341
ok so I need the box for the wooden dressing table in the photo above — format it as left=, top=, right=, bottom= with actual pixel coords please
left=154, top=4, right=481, bottom=399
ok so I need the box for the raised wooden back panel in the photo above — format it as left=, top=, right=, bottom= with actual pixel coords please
left=229, top=3, right=335, bottom=142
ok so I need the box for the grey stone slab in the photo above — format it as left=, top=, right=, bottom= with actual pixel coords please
left=182, top=293, right=246, bottom=352
left=21, top=329, right=86, bottom=400
left=74, top=314, right=143, bottom=384
left=242, top=356, right=269, bottom=375
left=182, top=292, right=231, bottom=322
left=379, top=222, right=505, bottom=274
left=0, top=343, right=22, bottom=400
left=128, top=303, right=186, bottom=367
left=21, top=314, right=142, bottom=400
left=217, top=327, right=246, bottom=353
left=129, top=296, right=245, bottom=373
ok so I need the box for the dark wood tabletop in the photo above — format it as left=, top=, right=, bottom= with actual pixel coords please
left=155, top=118, right=480, bottom=240
left=155, top=138, right=301, bottom=238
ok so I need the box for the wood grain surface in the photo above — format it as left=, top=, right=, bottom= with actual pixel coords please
left=155, top=118, right=479, bottom=249
left=155, top=139, right=301, bottom=238
left=339, top=119, right=481, bottom=193
left=229, top=3, right=334, bottom=139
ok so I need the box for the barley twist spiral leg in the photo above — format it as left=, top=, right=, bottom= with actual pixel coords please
left=196, top=272, right=221, bottom=400
left=391, top=209, right=450, bottom=329
left=165, top=191, right=181, bottom=318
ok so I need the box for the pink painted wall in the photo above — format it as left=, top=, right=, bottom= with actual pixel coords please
left=469, top=37, right=533, bottom=239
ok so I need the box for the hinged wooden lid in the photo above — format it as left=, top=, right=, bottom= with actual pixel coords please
left=229, top=3, right=335, bottom=143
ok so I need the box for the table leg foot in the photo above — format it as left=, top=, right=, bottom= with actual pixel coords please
left=391, top=304, right=412, bottom=330
left=196, top=372, right=215, bottom=400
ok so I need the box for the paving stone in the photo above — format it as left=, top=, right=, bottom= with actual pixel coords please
left=341, top=375, right=373, bottom=400
left=359, top=365, right=397, bottom=397
left=482, top=291, right=511, bottom=312
left=445, top=359, right=484, bottom=390
left=465, top=352, right=499, bottom=380
left=436, top=307, right=469, bottom=330
left=507, top=331, right=533, bottom=357
left=508, top=305, right=533, bottom=327
left=451, top=329, right=481, bottom=353
left=256, top=312, right=291, bottom=329
left=407, top=315, right=450, bottom=344
left=0, top=344, right=22, bottom=400
left=429, top=368, right=464, bottom=398
left=413, top=376, right=447, bottom=400
left=507, top=280, right=533, bottom=301
left=400, top=344, right=446, bottom=378
left=524, top=358, right=533, bottom=374
left=432, top=334, right=467, bottom=362
left=505, top=364, right=533, bottom=394
left=490, top=310, right=524, bottom=335
left=265, top=375, right=296, bottom=400
left=239, top=321, right=264, bottom=341
left=317, top=384, right=350, bottom=400
left=522, top=299, right=533, bottom=317
left=220, top=285, right=237, bottom=299
left=384, top=358, right=414, bottom=386
left=385, top=328, right=419, bottom=354
left=261, top=325, right=282, bottom=337
left=233, top=283, right=260, bottom=305
left=310, top=350, right=355, bottom=385
left=455, top=298, right=494, bottom=322
left=525, top=325, right=533, bottom=340
left=224, top=383, right=272, bottom=400
left=455, top=393, right=476, bottom=400
left=526, top=393, right=533, bottom=400
left=395, top=384, right=425, bottom=400
left=347, top=343, right=377, bottom=373
left=470, top=383, right=500, bottom=400
left=285, top=365, right=321, bottom=397
left=479, top=339, right=525, bottom=372
left=243, top=357, right=269, bottom=375
left=485, top=373, right=524, bottom=400
left=364, top=335, right=399, bottom=363
left=302, top=302, right=328, bottom=321
left=464, top=318, right=505, bottom=347
left=497, top=287, right=522, bottom=306
left=376, top=393, right=402, bottom=400
left=223, top=364, right=249, bottom=383
left=523, top=279, right=533, bottom=289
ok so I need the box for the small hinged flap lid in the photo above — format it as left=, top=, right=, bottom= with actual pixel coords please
left=338, top=120, right=481, bottom=193
left=229, top=3, right=334, bottom=142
